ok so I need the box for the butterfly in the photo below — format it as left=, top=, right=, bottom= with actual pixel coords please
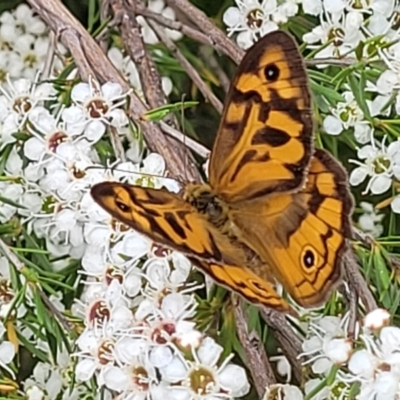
left=91, top=30, right=353, bottom=314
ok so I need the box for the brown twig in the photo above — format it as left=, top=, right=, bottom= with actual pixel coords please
left=345, top=249, right=378, bottom=313
left=259, top=307, right=302, bottom=383
left=199, top=45, right=231, bottom=94
left=234, top=300, right=275, bottom=397
left=109, top=126, right=126, bottom=161
left=113, top=0, right=169, bottom=110
left=124, top=0, right=360, bottom=71
left=134, top=2, right=244, bottom=64
left=147, top=19, right=223, bottom=113
left=159, top=121, right=210, bottom=159
left=98, top=0, right=111, bottom=53
left=27, top=0, right=201, bottom=182
left=166, top=0, right=244, bottom=64
left=41, top=31, right=57, bottom=80
left=346, top=279, right=359, bottom=340
left=305, top=58, right=358, bottom=67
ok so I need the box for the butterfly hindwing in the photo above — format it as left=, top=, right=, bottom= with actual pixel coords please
left=190, top=258, right=293, bottom=314
left=230, top=149, right=353, bottom=307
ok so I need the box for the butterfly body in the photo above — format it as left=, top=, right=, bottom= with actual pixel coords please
left=91, top=30, right=353, bottom=313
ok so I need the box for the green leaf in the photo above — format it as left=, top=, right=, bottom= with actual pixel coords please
left=347, top=73, right=371, bottom=119
left=143, top=101, right=199, bottom=121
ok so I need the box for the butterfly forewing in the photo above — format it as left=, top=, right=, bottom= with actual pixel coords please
left=209, top=31, right=313, bottom=203
left=91, top=182, right=249, bottom=267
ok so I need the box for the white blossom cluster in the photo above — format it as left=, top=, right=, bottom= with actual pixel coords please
left=0, top=64, right=249, bottom=400
left=0, top=0, right=398, bottom=399
left=0, top=3, right=64, bottom=80
left=264, top=309, right=400, bottom=400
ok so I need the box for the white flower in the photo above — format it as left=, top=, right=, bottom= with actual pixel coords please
left=301, top=316, right=353, bottom=375
left=0, top=182, right=24, bottom=223
left=223, top=0, right=279, bottom=49
left=108, top=47, right=173, bottom=96
left=303, top=11, right=364, bottom=59
left=363, top=308, right=391, bottom=331
left=62, top=80, right=129, bottom=143
left=160, top=336, right=250, bottom=398
left=262, top=384, right=303, bottom=400
left=24, top=362, right=63, bottom=400
left=304, top=378, right=330, bottom=400
left=342, top=325, right=400, bottom=399
left=0, top=77, right=55, bottom=146
left=349, top=138, right=400, bottom=195
left=25, top=106, right=90, bottom=166
left=302, top=0, right=323, bottom=15
left=2, top=4, right=46, bottom=39
left=358, top=202, right=384, bottom=237
left=323, top=91, right=373, bottom=143
left=376, top=43, right=400, bottom=115
left=366, top=0, right=396, bottom=36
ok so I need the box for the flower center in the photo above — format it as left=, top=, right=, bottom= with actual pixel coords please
left=97, top=339, right=115, bottom=365
left=0, top=70, right=6, bottom=83
left=13, top=96, right=32, bottom=114
left=328, top=28, right=345, bottom=47
left=152, top=244, right=171, bottom=258
left=151, top=322, right=176, bottom=344
left=111, top=219, right=130, bottom=232
left=86, top=98, right=109, bottom=118
left=131, top=366, right=149, bottom=391
left=246, top=9, right=264, bottom=30
left=71, top=165, right=86, bottom=179
left=48, top=131, right=68, bottom=153
left=373, top=156, right=391, bottom=174
left=0, top=279, right=14, bottom=304
left=188, top=366, right=216, bottom=396
left=87, top=299, right=111, bottom=328
left=105, top=265, right=124, bottom=285
left=24, top=53, right=38, bottom=68
left=339, top=104, right=359, bottom=124
left=393, top=12, right=400, bottom=30
left=350, top=0, right=365, bottom=10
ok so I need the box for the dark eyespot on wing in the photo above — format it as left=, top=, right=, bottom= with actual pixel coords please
left=115, top=200, right=131, bottom=213
left=264, top=63, right=280, bottom=81
left=303, top=249, right=316, bottom=269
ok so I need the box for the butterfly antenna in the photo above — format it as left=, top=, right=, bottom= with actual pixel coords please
left=180, top=93, right=189, bottom=184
